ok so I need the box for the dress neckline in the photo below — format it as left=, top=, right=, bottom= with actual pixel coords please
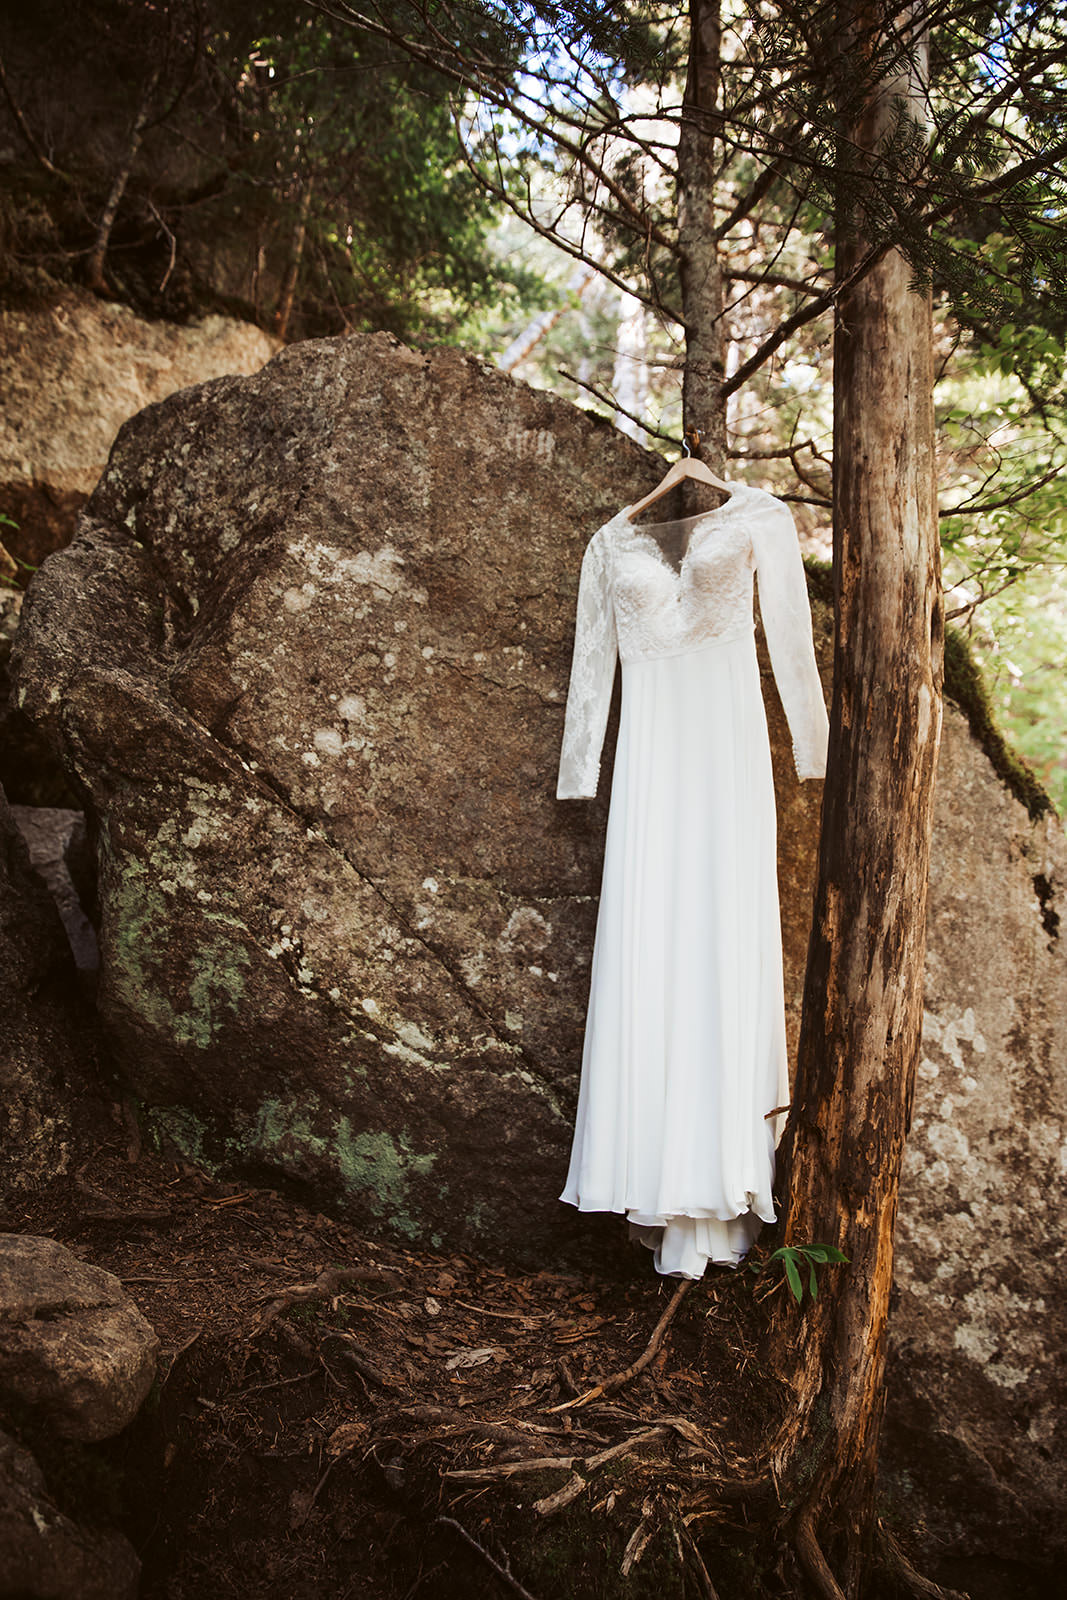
left=615, top=484, right=746, bottom=579
left=625, top=483, right=739, bottom=534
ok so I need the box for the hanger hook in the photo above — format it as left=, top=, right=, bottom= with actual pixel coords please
left=683, top=427, right=701, bottom=458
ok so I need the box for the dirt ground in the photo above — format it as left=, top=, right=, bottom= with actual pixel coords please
left=4, top=1108, right=1055, bottom=1600
left=4, top=1105, right=811, bottom=1600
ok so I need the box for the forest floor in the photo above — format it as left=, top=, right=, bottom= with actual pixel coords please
left=6, top=1112, right=804, bottom=1600
left=5, top=1112, right=1043, bottom=1600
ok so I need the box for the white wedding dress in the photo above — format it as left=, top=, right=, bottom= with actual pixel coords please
left=556, top=483, right=829, bottom=1279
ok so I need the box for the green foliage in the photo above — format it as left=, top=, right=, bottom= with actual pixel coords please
left=749, top=1243, right=849, bottom=1306
left=0, top=514, right=33, bottom=591
left=946, top=610, right=1060, bottom=819
left=0, top=0, right=546, bottom=339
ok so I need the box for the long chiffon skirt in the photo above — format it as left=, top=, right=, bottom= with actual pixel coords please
left=560, top=628, right=791, bottom=1278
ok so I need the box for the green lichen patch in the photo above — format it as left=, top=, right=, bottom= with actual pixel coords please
left=147, top=1105, right=222, bottom=1174
left=242, top=1097, right=437, bottom=1239
left=108, top=863, right=251, bottom=1049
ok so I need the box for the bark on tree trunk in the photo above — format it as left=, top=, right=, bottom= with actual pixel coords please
left=677, top=0, right=725, bottom=474
left=763, top=9, right=943, bottom=1596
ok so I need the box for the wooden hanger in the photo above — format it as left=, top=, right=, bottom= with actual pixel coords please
left=626, top=428, right=733, bottom=521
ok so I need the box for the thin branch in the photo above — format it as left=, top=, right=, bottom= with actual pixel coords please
left=715, top=152, right=788, bottom=239
left=556, top=367, right=676, bottom=444
left=0, top=52, right=73, bottom=183
left=940, top=466, right=1062, bottom=517
left=721, top=232, right=894, bottom=403
left=318, top=0, right=678, bottom=253
left=725, top=268, right=830, bottom=297
left=449, top=110, right=681, bottom=321
left=435, top=1517, right=543, bottom=1600
left=146, top=200, right=177, bottom=293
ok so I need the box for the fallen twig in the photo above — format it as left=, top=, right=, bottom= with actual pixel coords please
left=83, top=1208, right=173, bottom=1223
left=159, top=1326, right=203, bottom=1389
left=621, top=1494, right=659, bottom=1574
left=443, top=1451, right=579, bottom=1482
left=550, top=1279, right=694, bottom=1411
left=231, top=1368, right=319, bottom=1398
left=319, top=1331, right=398, bottom=1391
left=454, top=1300, right=551, bottom=1322
left=533, top=1473, right=586, bottom=1515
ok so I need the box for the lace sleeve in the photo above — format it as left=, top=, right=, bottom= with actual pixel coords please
left=752, top=498, right=829, bottom=780
left=556, top=529, right=618, bottom=799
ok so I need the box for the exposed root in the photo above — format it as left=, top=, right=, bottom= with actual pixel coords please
left=678, top=1517, right=721, bottom=1600
left=532, top=1473, right=586, bottom=1516
left=443, top=1424, right=669, bottom=1487
left=620, top=1494, right=660, bottom=1575
left=876, top=1524, right=971, bottom=1600
left=319, top=1329, right=399, bottom=1392
left=550, top=1278, right=694, bottom=1411
left=252, top=1264, right=400, bottom=1329
left=435, top=1515, right=543, bottom=1600
left=159, top=1325, right=203, bottom=1388
left=794, top=1508, right=847, bottom=1600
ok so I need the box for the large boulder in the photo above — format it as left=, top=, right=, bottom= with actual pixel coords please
left=880, top=703, right=1067, bottom=1577
left=0, top=289, right=278, bottom=569
left=11, top=331, right=666, bottom=1254
left=0, top=1235, right=159, bottom=1442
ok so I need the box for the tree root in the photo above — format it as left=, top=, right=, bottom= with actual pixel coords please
left=435, top=1515, right=543, bottom=1600
left=549, top=1278, right=694, bottom=1412
left=678, top=1517, right=721, bottom=1600
left=794, top=1509, right=847, bottom=1600
left=252, top=1264, right=399, bottom=1329
left=875, top=1524, right=971, bottom=1600
left=789, top=1509, right=972, bottom=1600
left=443, top=1424, right=669, bottom=1488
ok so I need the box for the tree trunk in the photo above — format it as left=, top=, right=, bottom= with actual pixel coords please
left=765, top=8, right=943, bottom=1596
left=85, top=67, right=160, bottom=295
left=676, top=0, right=725, bottom=473
left=274, top=178, right=313, bottom=341
left=497, top=262, right=597, bottom=374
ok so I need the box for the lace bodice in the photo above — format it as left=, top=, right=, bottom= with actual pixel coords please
left=556, top=484, right=829, bottom=798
